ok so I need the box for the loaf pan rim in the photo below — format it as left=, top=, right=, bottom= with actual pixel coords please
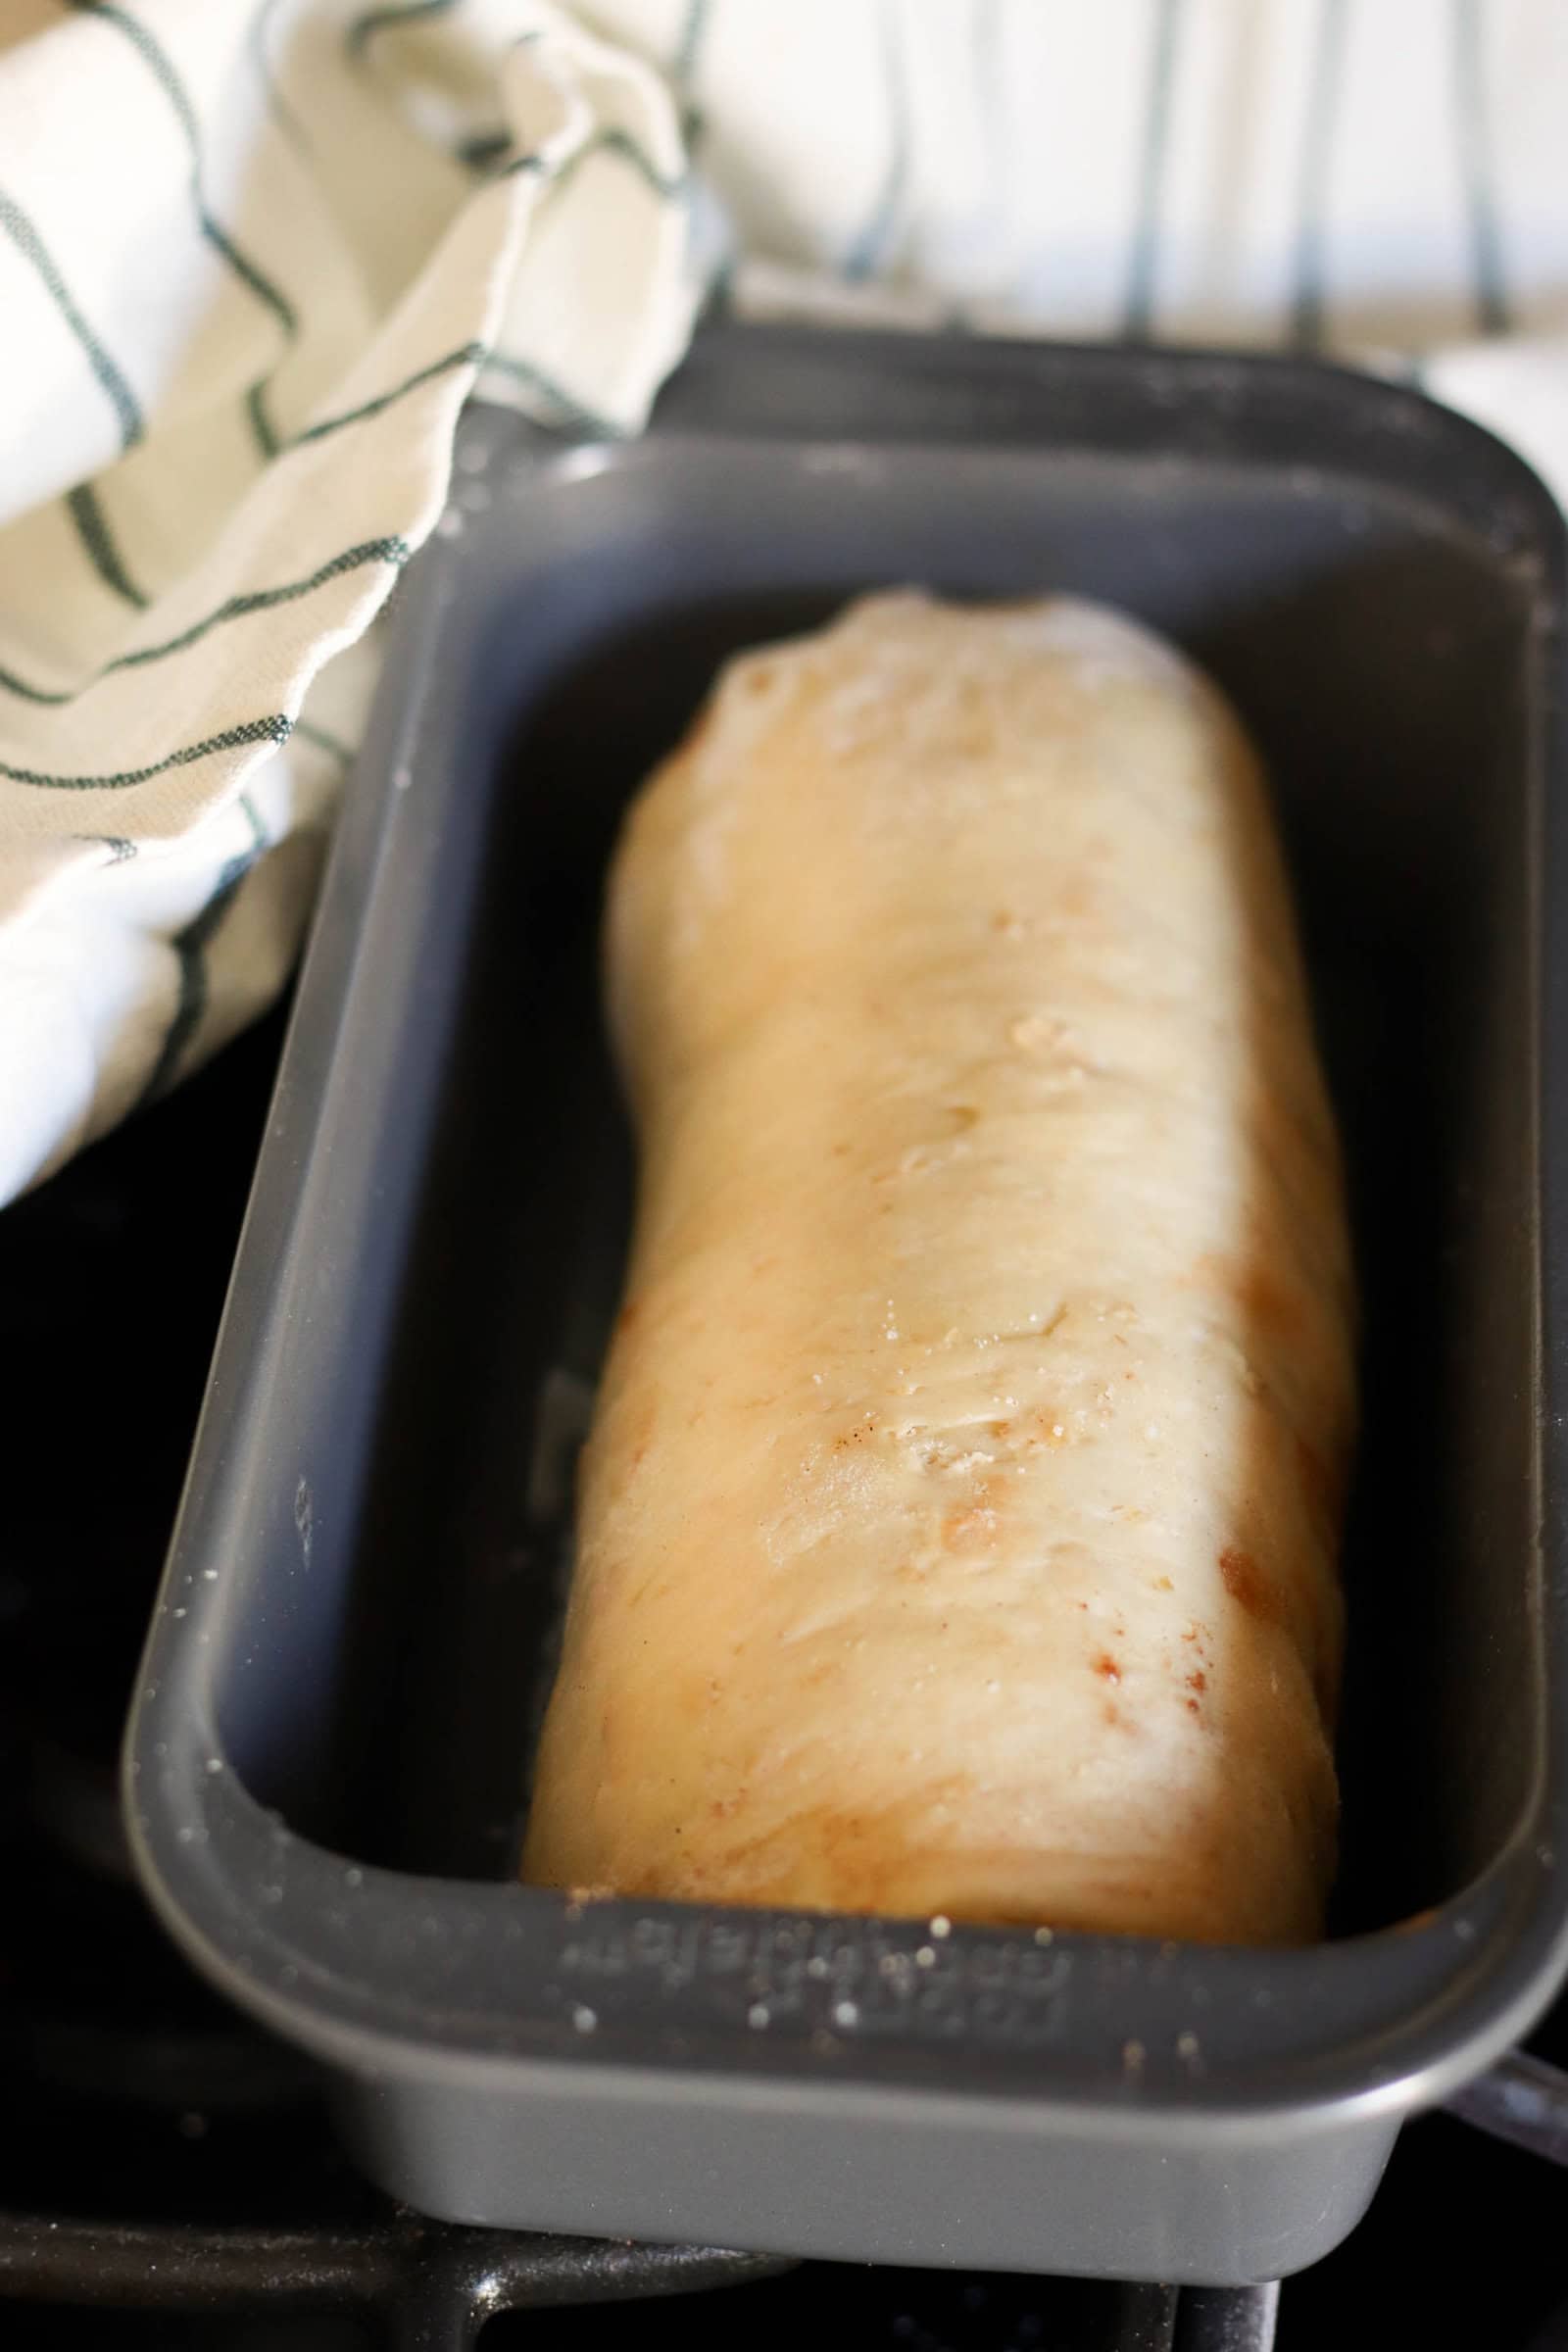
left=122, top=319, right=1568, bottom=2220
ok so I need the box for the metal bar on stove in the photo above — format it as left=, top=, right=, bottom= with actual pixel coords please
left=1174, top=2280, right=1280, bottom=2351
left=1445, top=2050, right=1568, bottom=2168
left=0, top=2211, right=789, bottom=2320
left=0, top=2216, right=403, bottom=2309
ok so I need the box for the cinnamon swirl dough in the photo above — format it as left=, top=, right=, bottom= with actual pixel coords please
left=521, top=592, right=1354, bottom=1945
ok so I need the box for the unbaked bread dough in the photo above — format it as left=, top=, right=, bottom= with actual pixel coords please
left=521, top=592, right=1354, bottom=1945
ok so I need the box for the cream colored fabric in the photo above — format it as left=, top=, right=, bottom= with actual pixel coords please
left=523, top=595, right=1354, bottom=1944
left=0, top=0, right=697, bottom=1199
left=2, top=0, right=1565, bottom=1203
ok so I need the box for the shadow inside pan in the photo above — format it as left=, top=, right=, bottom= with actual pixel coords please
left=223, top=435, right=1541, bottom=1941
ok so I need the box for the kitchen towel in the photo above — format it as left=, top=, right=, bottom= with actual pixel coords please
left=1, top=0, right=1564, bottom=1204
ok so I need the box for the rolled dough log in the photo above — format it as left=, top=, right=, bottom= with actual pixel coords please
left=521, top=592, right=1354, bottom=1944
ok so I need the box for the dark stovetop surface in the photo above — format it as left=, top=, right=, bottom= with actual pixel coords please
left=2, top=1014, right=1565, bottom=2349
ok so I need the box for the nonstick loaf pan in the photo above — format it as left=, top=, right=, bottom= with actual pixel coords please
left=124, top=322, right=1568, bottom=2285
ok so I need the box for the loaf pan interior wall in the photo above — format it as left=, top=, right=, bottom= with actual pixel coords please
left=214, top=431, right=1542, bottom=1941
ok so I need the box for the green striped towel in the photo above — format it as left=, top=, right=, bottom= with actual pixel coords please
left=3, top=0, right=1565, bottom=1204
left=0, top=0, right=698, bottom=1200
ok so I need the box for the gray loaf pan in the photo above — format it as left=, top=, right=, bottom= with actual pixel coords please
left=125, top=323, right=1568, bottom=2284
